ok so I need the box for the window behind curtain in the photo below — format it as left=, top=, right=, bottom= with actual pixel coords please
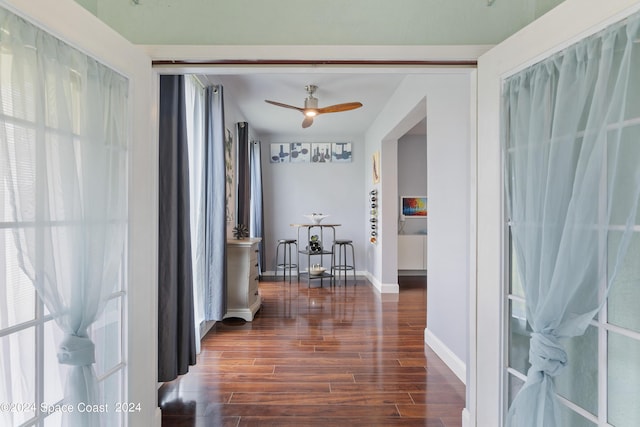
left=0, top=7, right=128, bottom=426
left=504, top=17, right=640, bottom=426
left=185, top=75, right=206, bottom=349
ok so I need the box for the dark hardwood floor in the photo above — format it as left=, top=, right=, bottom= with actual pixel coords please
left=159, top=276, right=465, bottom=427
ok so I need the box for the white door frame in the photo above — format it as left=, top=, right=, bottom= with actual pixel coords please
left=0, top=1, right=159, bottom=425
left=475, top=1, right=640, bottom=426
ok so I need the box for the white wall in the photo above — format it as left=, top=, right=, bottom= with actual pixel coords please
left=364, top=71, right=473, bottom=374
left=425, top=75, right=470, bottom=378
left=260, top=134, right=366, bottom=275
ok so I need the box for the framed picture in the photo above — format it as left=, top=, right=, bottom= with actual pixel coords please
left=400, top=196, right=427, bottom=218
left=290, top=142, right=311, bottom=163
left=270, top=142, right=352, bottom=164
left=270, top=143, right=290, bottom=163
left=332, top=142, right=352, bottom=162
left=311, top=143, right=331, bottom=163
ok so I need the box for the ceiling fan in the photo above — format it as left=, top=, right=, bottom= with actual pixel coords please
left=265, top=84, right=363, bottom=128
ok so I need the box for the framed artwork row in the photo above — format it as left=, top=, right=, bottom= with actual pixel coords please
left=270, top=142, right=352, bottom=163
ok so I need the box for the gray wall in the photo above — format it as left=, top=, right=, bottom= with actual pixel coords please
left=398, top=133, right=428, bottom=236
left=425, top=75, right=471, bottom=365
left=260, top=135, right=366, bottom=274
left=365, top=72, right=472, bottom=370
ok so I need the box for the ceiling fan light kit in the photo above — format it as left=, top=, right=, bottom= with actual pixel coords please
left=265, top=84, right=362, bottom=128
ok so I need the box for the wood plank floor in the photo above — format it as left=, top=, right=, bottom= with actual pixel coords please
left=159, top=276, right=465, bottom=427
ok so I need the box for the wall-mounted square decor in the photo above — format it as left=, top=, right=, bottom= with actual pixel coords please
left=270, top=142, right=353, bottom=165
left=290, top=143, right=311, bottom=163
left=270, top=143, right=290, bottom=163
left=311, top=143, right=331, bottom=163
left=332, top=142, right=352, bottom=162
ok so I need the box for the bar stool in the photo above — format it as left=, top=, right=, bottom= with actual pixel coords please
left=331, top=239, right=356, bottom=284
left=275, top=239, right=298, bottom=283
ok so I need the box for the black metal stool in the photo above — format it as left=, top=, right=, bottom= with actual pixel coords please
left=331, top=239, right=356, bottom=284
left=275, top=239, right=298, bottom=283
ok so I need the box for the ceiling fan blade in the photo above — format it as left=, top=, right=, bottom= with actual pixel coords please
left=302, top=116, right=314, bottom=128
left=316, top=102, right=363, bottom=115
left=265, top=100, right=304, bottom=112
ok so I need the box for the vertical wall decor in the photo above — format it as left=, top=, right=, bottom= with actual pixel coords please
left=372, top=151, right=380, bottom=184
left=225, top=128, right=234, bottom=223
left=369, top=189, right=378, bottom=244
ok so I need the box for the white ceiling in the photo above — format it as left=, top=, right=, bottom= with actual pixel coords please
left=209, top=71, right=419, bottom=139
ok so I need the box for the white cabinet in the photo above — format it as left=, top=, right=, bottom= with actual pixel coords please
left=398, top=234, right=427, bottom=270
left=225, top=238, right=261, bottom=321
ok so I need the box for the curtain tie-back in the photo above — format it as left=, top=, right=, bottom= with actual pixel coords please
left=57, top=335, right=96, bottom=366
left=527, top=332, right=567, bottom=381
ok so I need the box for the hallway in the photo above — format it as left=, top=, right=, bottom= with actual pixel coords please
left=159, top=276, right=465, bottom=426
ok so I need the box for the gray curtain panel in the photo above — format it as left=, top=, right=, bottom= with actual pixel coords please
left=204, top=85, right=228, bottom=320
left=158, top=75, right=197, bottom=382
left=236, top=121, right=251, bottom=228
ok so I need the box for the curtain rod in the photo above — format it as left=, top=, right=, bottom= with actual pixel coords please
left=152, top=59, right=477, bottom=67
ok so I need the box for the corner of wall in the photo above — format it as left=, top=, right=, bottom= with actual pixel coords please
left=363, top=271, right=399, bottom=293
left=424, top=327, right=466, bottom=384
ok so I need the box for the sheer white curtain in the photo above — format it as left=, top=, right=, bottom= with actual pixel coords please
left=504, top=11, right=640, bottom=426
left=185, top=76, right=206, bottom=353
left=250, top=140, right=265, bottom=273
left=0, top=8, right=128, bottom=427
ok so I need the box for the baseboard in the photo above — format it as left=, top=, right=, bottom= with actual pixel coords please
left=462, top=408, right=472, bottom=427
left=398, top=269, right=427, bottom=276
left=363, top=271, right=399, bottom=293
left=364, top=271, right=379, bottom=290
left=380, top=282, right=399, bottom=293
left=262, top=270, right=299, bottom=278
left=200, top=320, right=215, bottom=339
left=424, top=327, right=466, bottom=384
left=155, top=407, right=162, bottom=426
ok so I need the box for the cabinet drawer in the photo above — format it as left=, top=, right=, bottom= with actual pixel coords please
left=249, top=265, right=259, bottom=288
left=225, top=238, right=262, bottom=321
